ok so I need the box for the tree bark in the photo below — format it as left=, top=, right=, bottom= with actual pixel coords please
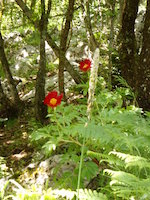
left=119, top=0, right=140, bottom=89
left=137, top=0, right=150, bottom=110
left=35, top=0, right=51, bottom=122
left=59, top=0, right=75, bottom=99
left=15, top=0, right=83, bottom=84
left=119, top=0, right=150, bottom=111
left=119, top=0, right=124, bottom=26
left=108, top=0, right=116, bottom=89
left=0, top=31, right=21, bottom=108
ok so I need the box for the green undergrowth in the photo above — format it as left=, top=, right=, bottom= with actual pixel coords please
left=30, top=82, right=150, bottom=199
left=1, top=79, right=150, bottom=199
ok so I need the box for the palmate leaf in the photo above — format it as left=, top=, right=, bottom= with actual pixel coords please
left=109, top=151, right=150, bottom=169
left=81, top=161, right=99, bottom=182
left=105, top=169, right=150, bottom=199
left=42, top=140, right=57, bottom=156
left=31, top=127, right=52, bottom=141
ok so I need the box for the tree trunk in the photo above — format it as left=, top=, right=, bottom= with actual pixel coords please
left=137, top=0, right=150, bottom=110
left=15, top=0, right=83, bottom=84
left=119, top=0, right=140, bottom=89
left=119, top=0, right=124, bottom=26
left=59, top=0, right=75, bottom=99
left=119, top=0, right=150, bottom=111
left=58, top=54, right=65, bottom=99
left=0, top=78, right=18, bottom=118
left=108, top=0, right=116, bottom=88
left=35, top=0, right=51, bottom=122
left=0, top=31, right=21, bottom=108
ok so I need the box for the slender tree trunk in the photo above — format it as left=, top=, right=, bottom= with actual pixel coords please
left=0, top=31, right=21, bottom=108
left=81, top=0, right=98, bottom=52
left=0, top=78, right=10, bottom=113
left=23, top=0, right=27, bottom=26
left=59, top=0, right=75, bottom=99
left=15, top=0, right=83, bottom=84
left=108, top=0, right=116, bottom=88
left=58, top=54, right=65, bottom=99
left=137, top=0, right=150, bottom=110
left=35, top=0, right=51, bottom=122
left=119, top=0, right=124, bottom=26
left=119, top=0, right=140, bottom=89
left=0, top=1, right=19, bottom=118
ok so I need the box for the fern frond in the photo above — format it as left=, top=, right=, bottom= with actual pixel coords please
left=77, top=189, right=107, bottom=200
left=52, top=189, right=107, bottom=200
left=67, top=121, right=114, bottom=145
left=109, top=151, right=150, bottom=169
left=105, top=169, right=140, bottom=186
left=105, top=169, right=150, bottom=199
left=87, top=150, right=124, bottom=167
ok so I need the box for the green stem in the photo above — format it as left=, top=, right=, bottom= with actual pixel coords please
left=76, top=136, right=85, bottom=200
left=60, top=138, right=82, bottom=146
left=53, top=108, right=62, bottom=130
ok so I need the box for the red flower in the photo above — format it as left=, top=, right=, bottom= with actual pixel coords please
left=44, top=91, right=63, bottom=108
left=79, top=59, right=91, bottom=72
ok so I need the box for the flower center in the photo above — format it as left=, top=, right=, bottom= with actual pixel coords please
left=50, top=98, right=57, bottom=106
left=83, top=64, right=88, bottom=69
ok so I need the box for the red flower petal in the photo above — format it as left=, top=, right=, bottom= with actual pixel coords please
left=79, top=59, right=91, bottom=72
left=47, top=91, right=58, bottom=99
left=44, top=91, right=63, bottom=108
left=57, top=93, right=63, bottom=105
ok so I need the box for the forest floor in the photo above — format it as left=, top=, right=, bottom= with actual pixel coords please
left=0, top=108, right=36, bottom=180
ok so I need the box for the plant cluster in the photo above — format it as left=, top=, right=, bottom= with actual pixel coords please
left=28, top=57, right=150, bottom=199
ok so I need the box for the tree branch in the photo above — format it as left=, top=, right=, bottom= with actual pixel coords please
left=60, top=0, right=75, bottom=51
left=15, top=0, right=82, bottom=84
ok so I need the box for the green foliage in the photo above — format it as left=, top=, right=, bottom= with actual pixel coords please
left=1, top=180, right=107, bottom=200
left=109, top=151, right=150, bottom=170
left=0, top=157, right=9, bottom=178
left=77, top=189, right=107, bottom=200
left=105, top=169, right=150, bottom=199
left=30, top=83, right=150, bottom=199
left=32, top=84, right=150, bottom=199
left=1, top=180, right=56, bottom=200
left=0, top=180, right=9, bottom=200
left=24, top=31, right=40, bottom=47
left=31, top=103, right=87, bottom=155
left=1, top=0, right=149, bottom=198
